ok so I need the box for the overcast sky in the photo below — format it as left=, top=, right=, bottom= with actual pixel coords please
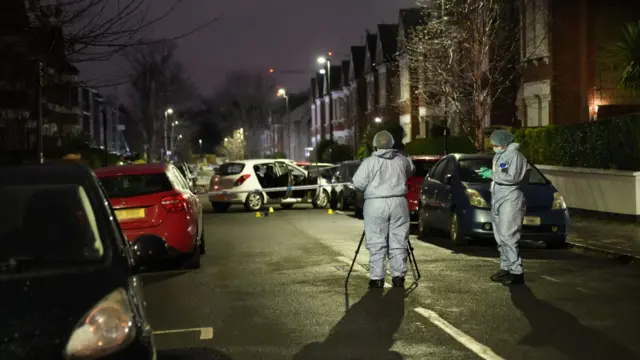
left=79, top=0, right=418, bottom=98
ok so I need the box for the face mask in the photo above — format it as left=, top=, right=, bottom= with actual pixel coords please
left=493, top=146, right=505, bottom=154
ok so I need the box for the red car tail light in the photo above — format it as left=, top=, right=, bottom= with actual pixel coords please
left=234, top=174, right=250, bottom=186
left=161, top=195, right=187, bottom=213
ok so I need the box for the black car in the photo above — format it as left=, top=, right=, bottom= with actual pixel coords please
left=417, top=154, right=570, bottom=246
left=0, top=163, right=156, bottom=359
left=330, top=160, right=362, bottom=211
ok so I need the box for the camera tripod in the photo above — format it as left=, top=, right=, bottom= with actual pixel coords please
left=344, top=230, right=421, bottom=291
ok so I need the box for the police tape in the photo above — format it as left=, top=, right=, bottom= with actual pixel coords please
left=207, top=182, right=354, bottom=196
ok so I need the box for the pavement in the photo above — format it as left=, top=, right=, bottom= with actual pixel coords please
left=143, top=203, right=640, bottom=360
left=568, top=217, right=640, bottom=260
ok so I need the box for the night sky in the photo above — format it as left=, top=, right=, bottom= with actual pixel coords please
left=80, top=0, right=418, bottom=97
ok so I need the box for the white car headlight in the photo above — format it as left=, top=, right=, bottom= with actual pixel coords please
left=64, top=288, right=136, bottom=359
left=465, top=189, right=489, bottom=208
left=552, top=192, right=567, bottom=209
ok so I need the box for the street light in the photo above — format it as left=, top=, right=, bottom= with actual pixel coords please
left=374, top=117, right=382, bottom=123
left=199, top=138, right=203, bottom=153
left=164, top=108, right=174, bottom=160
left=317, top=54, right=334, bottom=159
left=278, top=88, right=290, bottom=157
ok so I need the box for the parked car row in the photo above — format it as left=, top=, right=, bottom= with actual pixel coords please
left=328, top=153, right=569, bottom=247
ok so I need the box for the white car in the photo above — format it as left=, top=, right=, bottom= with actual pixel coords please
left=208, top=159, right=332, bottom=212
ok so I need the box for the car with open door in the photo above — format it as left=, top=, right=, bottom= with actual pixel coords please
left=0, top=163, right=156, bottom=359
left=417, top=153, right=570, bottom=247
left=208, top=159, right=332, bottom=212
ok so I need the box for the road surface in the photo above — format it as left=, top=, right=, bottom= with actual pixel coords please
left=144, top=203, right=640, bottom=360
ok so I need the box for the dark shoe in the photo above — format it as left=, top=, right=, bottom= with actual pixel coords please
left=391, top=277, right=405, bottom=288
left=369, top=279, right=384, bottom=288
left=501, top=273, right=525, bottom=285
left=490, top=270, right=510, bottom=282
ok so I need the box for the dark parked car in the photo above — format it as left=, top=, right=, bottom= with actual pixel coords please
left=0, top=163, right=156, bottom=359
left=417, top=154, right=570, bottom=247
left=330, top=160, right=362, bottom=211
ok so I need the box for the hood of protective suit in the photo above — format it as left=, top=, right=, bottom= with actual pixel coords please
left=505, top=142, right=520, bottom=152
left=373, top=149, right=397, bottom=159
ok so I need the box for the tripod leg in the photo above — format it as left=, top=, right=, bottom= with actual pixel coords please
left=407, top=239, right=420, bottom=281
left=345, top=231, right=366, bottom=291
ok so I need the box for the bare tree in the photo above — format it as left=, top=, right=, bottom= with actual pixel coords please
left=214, top=70, right=277, bottom=157
left=27, top=0, right=219, bottom=63
left=408, top=0, right=547, bottom=150
left=124, top=41, right=193, bottom=162
left=216, top=128, right=246, bottom=161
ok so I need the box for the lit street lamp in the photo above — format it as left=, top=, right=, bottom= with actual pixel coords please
left=164, top=108, right=174, bottom=160
left=374, top=117, right=382, bottom=123
left=317, top=53, right=334, bottom=160
left=199, top=138, right=203, bottom=153
left=277, top=88, right=290, bottom=156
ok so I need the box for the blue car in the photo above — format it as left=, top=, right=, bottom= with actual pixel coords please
left=417, top=153, right=570, bottom=247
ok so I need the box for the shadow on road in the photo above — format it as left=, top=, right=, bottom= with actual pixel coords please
left=294, top=288, right=405, bottom=360
left=158, top=347, right=233, bottom=359
left=141, top=270, right=191, bottom=286
left=510, top=285, right=639, bottom=360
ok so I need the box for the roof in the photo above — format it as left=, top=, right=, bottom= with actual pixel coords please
left=94, top=163, right=169, bottom=177
left=341, top=60, right=350, bottom=86
left=365, top=33, right=377, bottom=66
left=350, top=46, right=366, bottom=77
left=329, top=65, right=342, bottom=91
left=451, top=153, right=493, bottom=160
left=377, top=24, right=399, bottom=60
left=0, top=162, right=95, bottom=186
left=412, top=155, right=443, bottom=161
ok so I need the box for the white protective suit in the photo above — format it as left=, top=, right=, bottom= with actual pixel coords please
left=490, top=142, right=529, bottom=275
left=352, top=149, right=415, bottom=280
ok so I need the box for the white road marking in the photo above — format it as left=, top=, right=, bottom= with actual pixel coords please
left=575, top=287, right=593, bottom=294
left=153, top=327, right=214, bottom=340
left=336, top=256, right=392, bottom=288
left=540, top=275, right=560, bottom=282
left=414, top=308, right=505, bottom=360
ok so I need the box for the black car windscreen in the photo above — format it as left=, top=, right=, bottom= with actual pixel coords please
left=218, top=163, right=245, bottom=176
left=413, top=160, right=439, bottom=177
left=99, top=174, right=173, bottom=198
left=0, top=184, right=105, bottom=263
left=459, top=159, right=548, bottom=184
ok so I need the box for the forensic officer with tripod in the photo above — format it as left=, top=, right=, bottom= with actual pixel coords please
left=351, top=130, right=415, bottom=288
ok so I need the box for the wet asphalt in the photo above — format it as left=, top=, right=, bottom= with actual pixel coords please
left=143, top=203, right=640, bottom=360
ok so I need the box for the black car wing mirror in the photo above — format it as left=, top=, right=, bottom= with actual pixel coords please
left=444, top=174, right=453, bottom=185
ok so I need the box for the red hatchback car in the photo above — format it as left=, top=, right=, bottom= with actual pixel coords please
left=95, top=163, right=204, bottom=268
left=407, top=156, right=442, bottom=219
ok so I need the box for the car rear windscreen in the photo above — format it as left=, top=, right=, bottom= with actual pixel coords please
left=218, top=163, right=245, bottom=176
left=413, top=159, right=439, bottom=177
left=99, top=173, right=173, bottom=198
left=0, top=184, right=105, bottom=264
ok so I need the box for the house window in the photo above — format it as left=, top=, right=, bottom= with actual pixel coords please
left=366, top=75, right=374, bottom=112
left=378, top=68, right=387, bottom=106
left=400, top=114, right=411, bottom=143
left=399, top=57, right=410, bottom=101
left=524, top=80, right=550, bottom=126
left=523, top=0, right=549, bottom=59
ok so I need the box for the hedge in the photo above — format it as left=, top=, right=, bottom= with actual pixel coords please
left=512, top=115, right=640, bottom=170
left=404, top=136, right=478, bottom=156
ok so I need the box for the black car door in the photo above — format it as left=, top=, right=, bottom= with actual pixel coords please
left=432, top=158, right=456, bottom=229
left=421, top=159, right=446, bottom=227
